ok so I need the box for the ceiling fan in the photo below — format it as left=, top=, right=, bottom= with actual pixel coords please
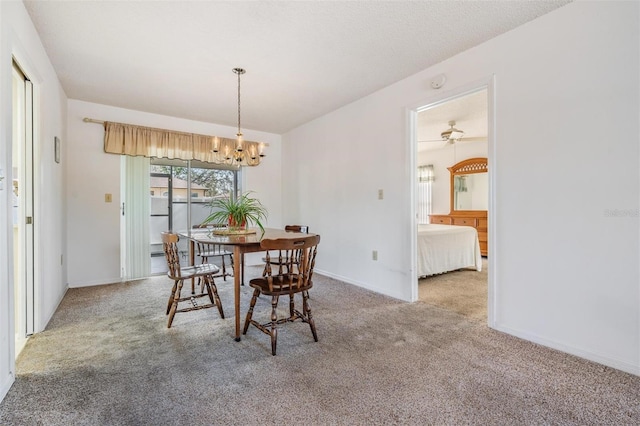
left=418, top=120, right=485, bottom=145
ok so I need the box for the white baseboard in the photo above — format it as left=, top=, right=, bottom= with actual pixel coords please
left=0, top=372, right=15, bottom=404
left=39, top=283, right=69, bottom=332
left=493, top=323, right=640, bottom=377
left=67, top=277, right=123, bottom=288
left=314, top=269, right=405, bottom=301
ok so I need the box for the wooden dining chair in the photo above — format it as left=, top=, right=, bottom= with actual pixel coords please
left=262, top=225, right=309, bottom=276
left=243, top=234, right=320, bottom=355
left=161, top=232, right=225, bottom=328
left=193, top=224, right=234, bottom=282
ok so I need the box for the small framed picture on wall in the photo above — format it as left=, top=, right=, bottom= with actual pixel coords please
left=54, top=136, right=60, bottom=163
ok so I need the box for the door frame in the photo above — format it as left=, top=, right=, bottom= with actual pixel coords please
left=408, top=75, right=497, bottom=327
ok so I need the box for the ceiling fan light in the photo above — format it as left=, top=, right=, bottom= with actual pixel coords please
left=441, top=120, right=464, bottom=141
left=450, top=130, right=464, bottom=140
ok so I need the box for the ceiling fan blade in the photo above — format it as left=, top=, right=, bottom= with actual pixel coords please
left=418, top=139, right=448, bottom=143
left=456, top=136, right=487, bottom=143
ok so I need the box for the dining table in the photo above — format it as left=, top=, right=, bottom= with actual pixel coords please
left=179, top=227, right=315, bottom=341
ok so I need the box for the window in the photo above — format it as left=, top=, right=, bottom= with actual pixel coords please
left=149, top=158, right=240, bottom=274
left=417, top=165, right=434, bottom=224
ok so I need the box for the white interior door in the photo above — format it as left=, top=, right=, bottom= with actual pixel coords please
left=12, top=61, right=35, bottom=356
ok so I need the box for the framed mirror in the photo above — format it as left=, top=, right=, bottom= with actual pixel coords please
left=448, top=157, right=488, bottom=213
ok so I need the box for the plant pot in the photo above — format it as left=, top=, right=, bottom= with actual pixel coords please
left=228, top=215, right=247, bottom=231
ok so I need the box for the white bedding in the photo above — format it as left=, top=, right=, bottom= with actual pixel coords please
left=417, top=224, right=482, bottom=277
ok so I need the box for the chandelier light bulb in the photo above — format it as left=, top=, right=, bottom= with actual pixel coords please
left=222, top=144, right=231, bottom=160
left=236, top=133, right=244, bottom=152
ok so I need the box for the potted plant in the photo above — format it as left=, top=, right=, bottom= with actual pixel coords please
left=203, top=191, right=268, bottom=233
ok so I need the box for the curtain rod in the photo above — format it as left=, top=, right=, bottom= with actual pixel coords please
left=83, top=117, right=104, bottom=124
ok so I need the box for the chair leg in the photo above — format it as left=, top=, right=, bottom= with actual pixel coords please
left=167, top=279, right=184, bottom=328
left=227, top=254, right=235, bottom=279
left=241, top=254, right=245, bottom=286
left=220, top=255, right=227, bottom=281
left=303, top=290, right=318, bottom=342
left=166, top=280, right=178, bottom=315
left=270, top=295, right=279, bottom=356
left=207, top=276, right=225, bottom=319
left=227, top=253, right=242, bottom=284
left=243, top=288, right=261, bottom=334
left=197, top=255, right=208, bottom=294
left=203, top=275, right=215, bottom=304
left=289, top=294, right=295, bottom=318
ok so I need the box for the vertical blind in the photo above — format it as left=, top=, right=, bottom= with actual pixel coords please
left=417, top=165, right=434, bottom=224
left=123, top=155, right=150, bottom=280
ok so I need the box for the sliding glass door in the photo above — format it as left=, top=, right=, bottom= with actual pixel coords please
left=149, top=159, right=239, bottom=274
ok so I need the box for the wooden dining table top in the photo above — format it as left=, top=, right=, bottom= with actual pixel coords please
left=181, top=227, right=313, bottom=246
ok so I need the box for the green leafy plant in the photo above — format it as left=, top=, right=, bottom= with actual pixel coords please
left=203, top=191, right=268, bottom=232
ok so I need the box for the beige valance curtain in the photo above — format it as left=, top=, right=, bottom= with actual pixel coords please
left=103, top=121, right=263, bottom=166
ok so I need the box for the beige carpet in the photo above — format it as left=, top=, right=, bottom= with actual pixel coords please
left=1, top=265, right=639, bottom=425
left=418, top=258, right=488, bottom=322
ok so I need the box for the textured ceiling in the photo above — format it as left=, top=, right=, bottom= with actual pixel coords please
left=24, top=0, right=571, bottom=134
left=417, top=89, right=488, bottom=151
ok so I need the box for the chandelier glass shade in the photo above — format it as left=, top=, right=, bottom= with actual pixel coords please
left=211, top=136, right=264, bottom=167
left=210, top=67, right=265, bottom=167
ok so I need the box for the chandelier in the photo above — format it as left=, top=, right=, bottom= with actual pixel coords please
left=211, top=67, right=265, bottom=166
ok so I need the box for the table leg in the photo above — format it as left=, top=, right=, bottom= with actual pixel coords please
left=233, top=246, right=242, bottom=341
left=189, top=240, right=195, bottom=294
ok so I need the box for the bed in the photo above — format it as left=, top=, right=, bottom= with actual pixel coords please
left=417, top=223, right=482, bottom=277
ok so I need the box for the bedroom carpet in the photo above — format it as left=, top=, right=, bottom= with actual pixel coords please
left=418, top=258, right=488, bottom=322
left=1, top=265, right=639, bottom=425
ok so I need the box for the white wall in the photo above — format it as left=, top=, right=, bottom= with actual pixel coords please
left=0, top=1, right=68, bottom=401
left=66, top=100, right=282, bottom=287
left=0, top=3, right=637, bottom=410
left=283, top=1, right=639, bottom=375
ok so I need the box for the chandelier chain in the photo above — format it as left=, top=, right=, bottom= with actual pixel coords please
left=237, top=70, right=241, bottom=135
left=233, top=67, right=245, bottom=136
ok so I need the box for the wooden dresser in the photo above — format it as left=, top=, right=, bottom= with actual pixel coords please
left=429, top=157, right=489, bottom=257
left=429, top=212, right=488, bottom=256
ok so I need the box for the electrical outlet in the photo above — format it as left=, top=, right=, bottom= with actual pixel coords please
left=372, top=250, right=378, bottom=261
left=378, top=189, right=383, bottom=200
left=105, top=193, right=112, bottom=203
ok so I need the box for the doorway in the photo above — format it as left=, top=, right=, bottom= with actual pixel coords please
left=149, top=159, right=240, bottom=275
left=413, top=85, right=492, bottom=323
left=12, top=60, right=35, bottom=356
